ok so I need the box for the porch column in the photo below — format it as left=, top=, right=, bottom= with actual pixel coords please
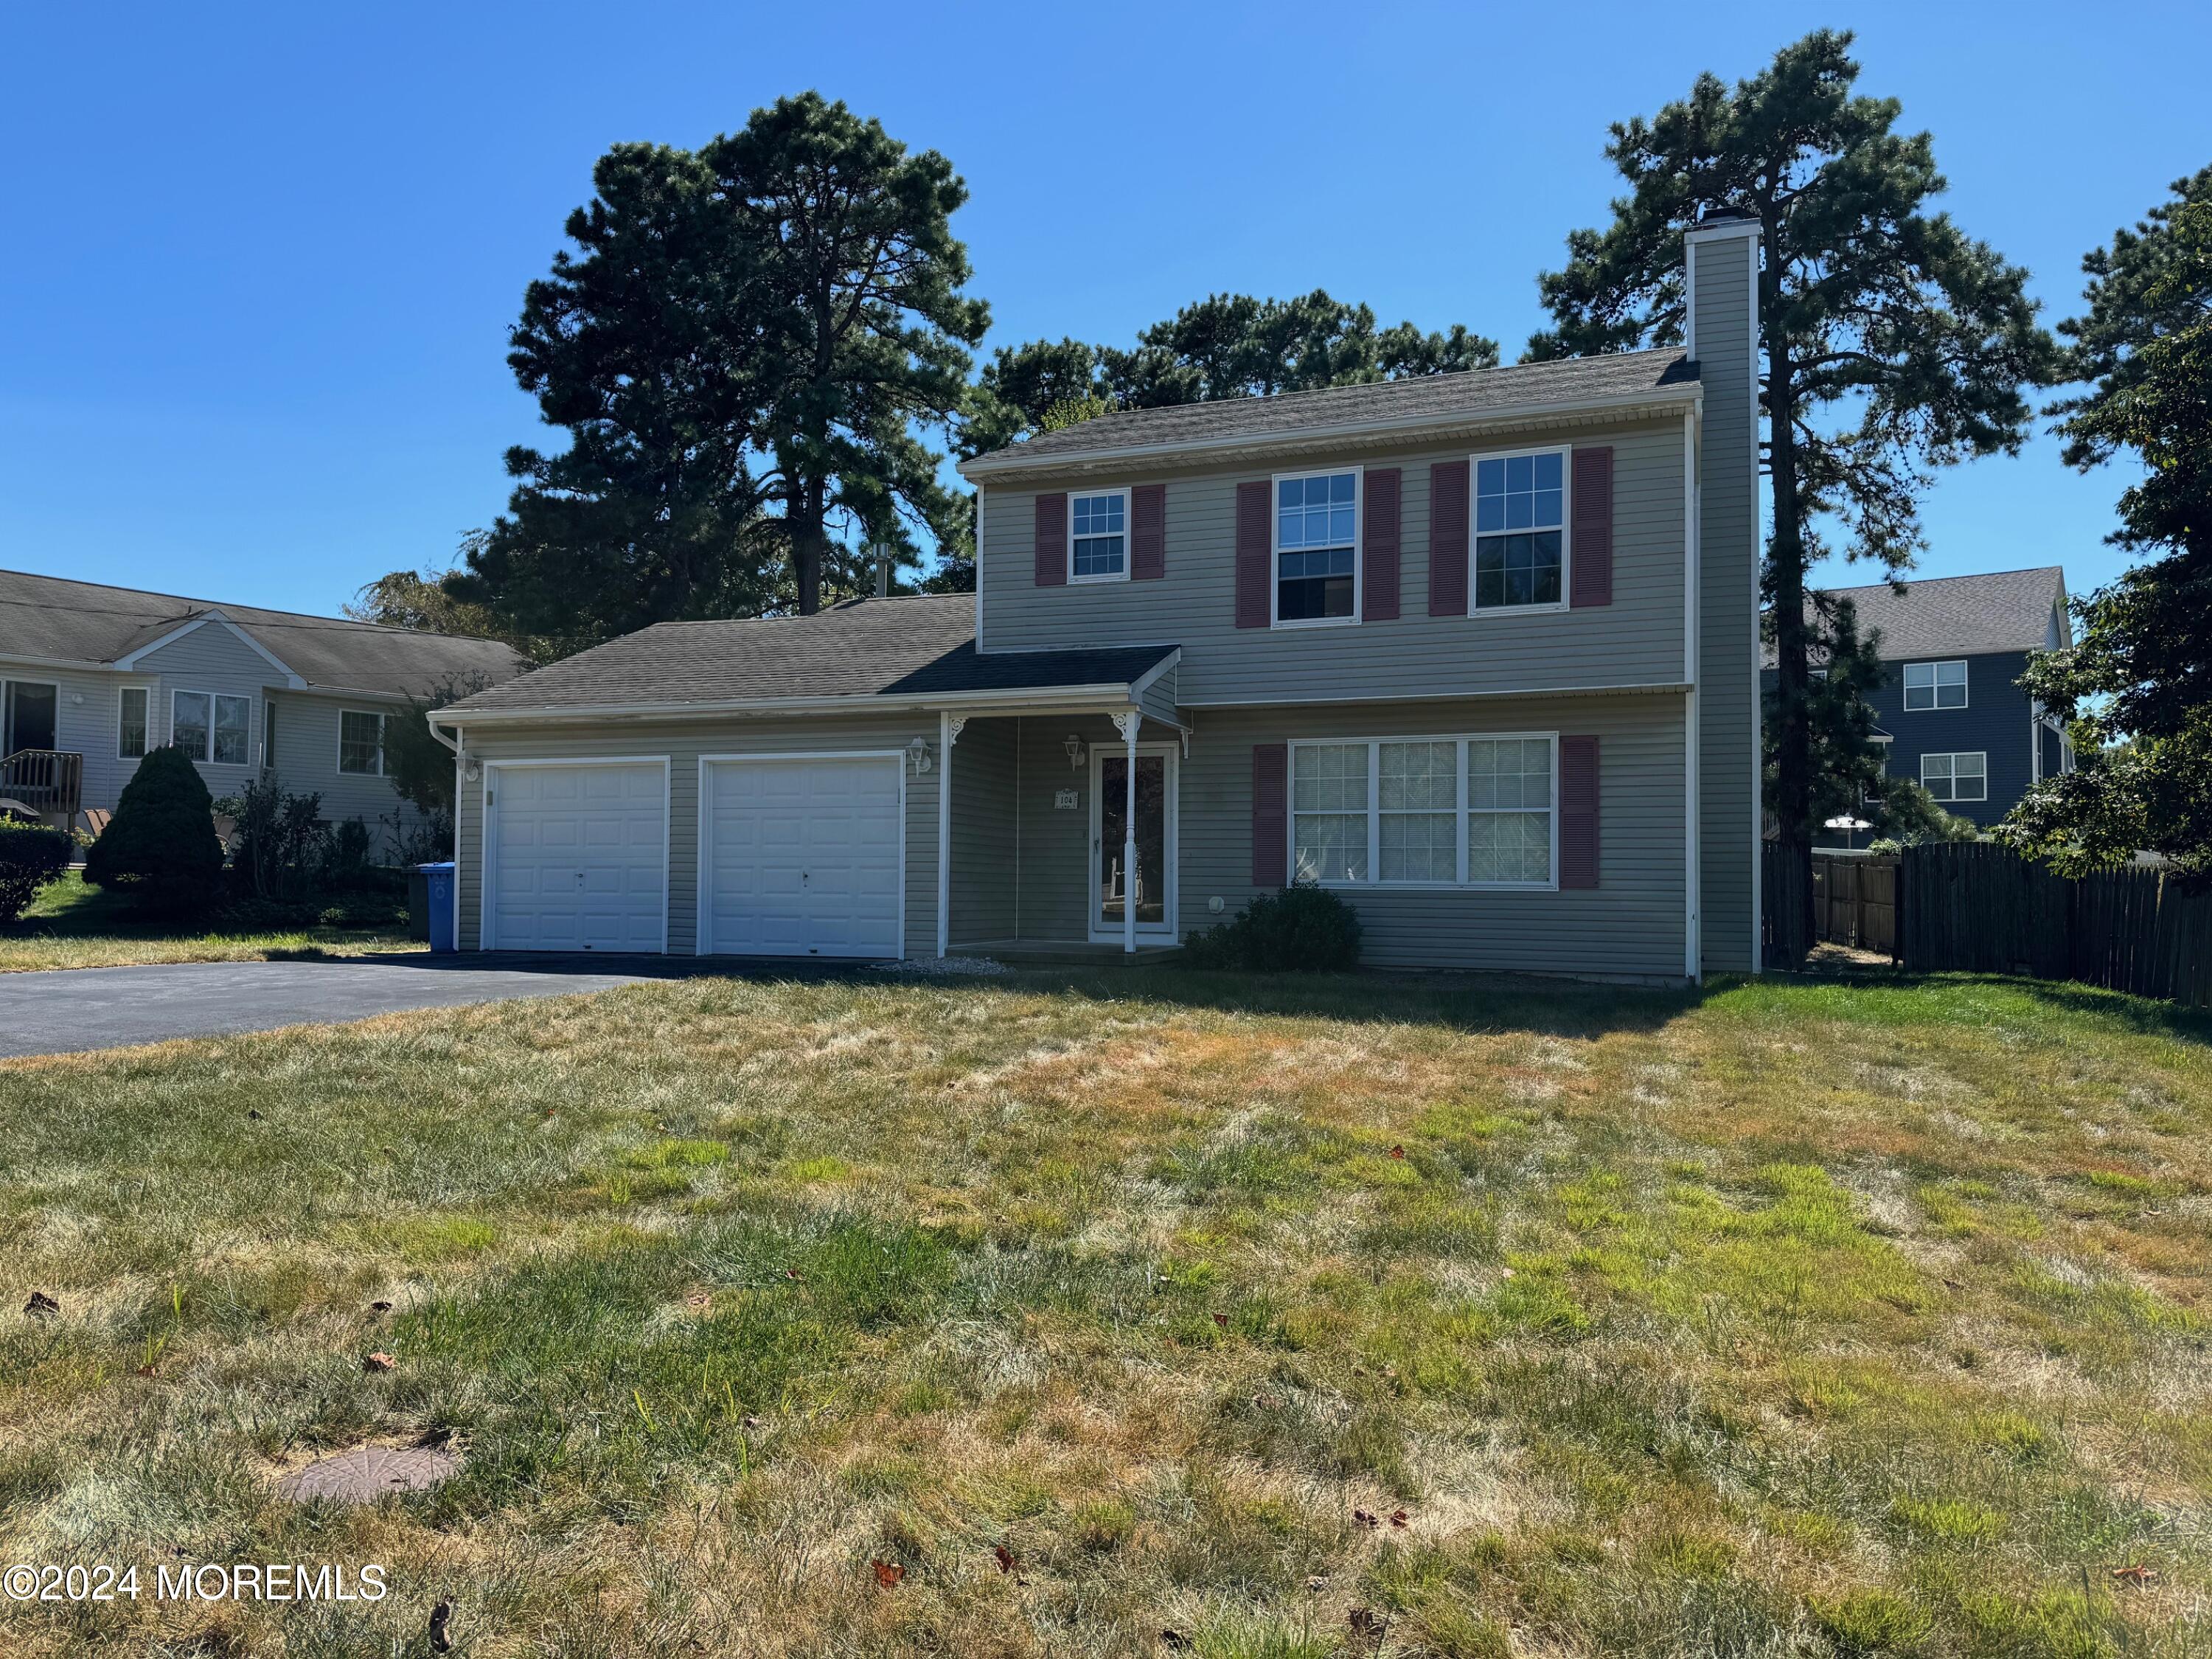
left=1112, top=709, right=1141, bottom=954
left=936, top=711, right=952, bottom=957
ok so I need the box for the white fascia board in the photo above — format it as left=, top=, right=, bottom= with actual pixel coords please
left=431, top=681, right=1156, bottom=726
left=959, top=384, right=1703, bottom=481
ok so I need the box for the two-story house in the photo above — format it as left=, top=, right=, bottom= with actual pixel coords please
left=1763, top=566, right=2073, bottom=838
left=432, top=215, right=1764, bottom=980
left=0, top=569, right=526, bottom=842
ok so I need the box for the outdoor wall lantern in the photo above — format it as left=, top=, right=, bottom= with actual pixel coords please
left=1063, top=734, right=1086, bottom=770
left=462, top=759, right=482, bottom=783
left=908, top=736, right=932, bottom=774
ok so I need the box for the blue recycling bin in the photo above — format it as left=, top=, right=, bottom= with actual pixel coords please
left=419, top=862, right=456, bottom=953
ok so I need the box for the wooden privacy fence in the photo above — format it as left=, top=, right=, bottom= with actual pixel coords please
left=1813, top=853, right=1899, bottom=957
left=1762, top=842, right=1813, bottom=968
left=1899, top=841, right=2212, bottom=1008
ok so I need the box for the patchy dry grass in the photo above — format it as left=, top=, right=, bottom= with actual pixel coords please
left=0, top=968, right=2207, bottom=1655
left=0, top=870, right=421, bottom=973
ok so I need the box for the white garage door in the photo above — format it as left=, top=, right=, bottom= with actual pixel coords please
left=702, top=756, right=903, bottom=958
left=487, top=761, right=667, bottom=953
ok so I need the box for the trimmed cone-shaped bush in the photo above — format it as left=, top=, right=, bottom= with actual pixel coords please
left=83, top=745, right=223, bottom=916
left=0, top=821, right=73, bottom=921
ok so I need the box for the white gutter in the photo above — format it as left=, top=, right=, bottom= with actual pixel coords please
left=431, top=669, right=1178, bottom=727
left=959, top=383, right=1703, bottom=480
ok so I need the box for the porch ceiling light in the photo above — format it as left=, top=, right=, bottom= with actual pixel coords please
left=1063, top=734, right=1086, bottom=770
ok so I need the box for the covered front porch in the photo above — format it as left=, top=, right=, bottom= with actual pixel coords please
left=933, top=703, right=1189, bottom=958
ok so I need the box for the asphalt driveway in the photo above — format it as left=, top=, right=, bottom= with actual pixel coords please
left=0, top=956, right=681, bottom=1059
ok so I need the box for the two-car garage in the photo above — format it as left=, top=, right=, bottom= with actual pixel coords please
left=481, top=754, right=905, bottom=959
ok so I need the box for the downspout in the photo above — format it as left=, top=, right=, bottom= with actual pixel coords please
left=425, top=712, right=463, bottom=950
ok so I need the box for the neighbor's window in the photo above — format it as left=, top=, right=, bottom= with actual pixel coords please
left=1069, top=490, right=1127, bottom=580
left=1903, top=660, right=1967, bottom=711
left=340, top=709, right=386, bottom=776
left=1921, top=751, right=1986, bottom=802
left=1474, top=449, right=1565, bottom=610
left=212, top=695, right=250, bottom=765
left=171, top=691, right=210, bottom=760
left=1289, top=735, right=1557, bottom=888
left=1467, top=738, right=1554, bottom=883
left=1276, top=471, right=1358, bottom=622
left=118, top=687, right=148, bottom=759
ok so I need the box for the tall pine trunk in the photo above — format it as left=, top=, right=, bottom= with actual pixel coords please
left=790, top=472, right=825, bottom=614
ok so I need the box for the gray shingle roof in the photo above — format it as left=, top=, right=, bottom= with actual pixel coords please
left=1765, top=566, right=2068, bottom=664
left=962, top=349, right=1698, bottom=473
left=437, top=594, right=1175, bottom=717
left=0, top=568, right=527, bottom=696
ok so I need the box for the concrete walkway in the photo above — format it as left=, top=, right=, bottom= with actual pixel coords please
left=0, top=956, right=671, bottom=1059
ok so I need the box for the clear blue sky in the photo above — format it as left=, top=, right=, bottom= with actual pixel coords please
left=1, top=1, right=2205, bottom=619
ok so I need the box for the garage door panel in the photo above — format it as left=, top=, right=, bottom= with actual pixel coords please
left=489, top=762, right=667, bottom=953
left=703, top=757, right=902, bottom=959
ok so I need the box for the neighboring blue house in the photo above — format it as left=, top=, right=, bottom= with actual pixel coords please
left=1765, top=566, right=2074, bottom=840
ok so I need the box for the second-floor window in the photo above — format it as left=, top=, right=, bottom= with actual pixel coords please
left=1069, top=490, right=1127, bottom=581
left=172, top=690, right=251, bottom=765
left=1475, top=448, right=1566, bottom=611
left=1921, top=751, right=1986, bottom=802
left=1904, top=660, right=1967, bottom=710
left=1276, top=470, right=1359, bottom=624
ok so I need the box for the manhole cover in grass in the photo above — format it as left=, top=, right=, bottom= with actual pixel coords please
left=276, top=1446, right=459, bottom=1503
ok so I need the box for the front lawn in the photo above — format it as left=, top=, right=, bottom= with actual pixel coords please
left=1, top=970, right=2205, bottom=1656
left=0, top=869, right=422, bottom=973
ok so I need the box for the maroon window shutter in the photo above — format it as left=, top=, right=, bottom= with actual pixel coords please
left=1235, top=480, right=1270, bottom=628
left=1427, top=459, right=1469, bottom=616
left=1131, top=483, right=1166, bottom=580
left=1251, top=743, right=1288, bottom=887
left=1570, top=446, right=1613, bottom=608
left=1363, top=468, right=1400, bottom=621
left=1034, top=493, right=1067, bottom=586
left=1559, top=736, right=1600, bottom=888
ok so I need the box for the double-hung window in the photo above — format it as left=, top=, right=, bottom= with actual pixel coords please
left=1275, top=470, right=1359, bottom=623
left=1069, top=489, right=1127, bottom=581
left=1921, top=751, right=1986, bottom=802
left=171, top=690, right=251, bottom=764
left=1903, top=660, right=1967, bottom=711
left=1474, top=448, right=1566, bottom=610
left=1290, top=734, right=1557, bottom=888
left=118, top=687, right=148, bottom=759
left=339, top=710, right=387, bottom=776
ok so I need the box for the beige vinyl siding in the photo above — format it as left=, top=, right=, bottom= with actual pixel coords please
left=1183, top=694, right=1688, bottom=977
left=1690, top=233, right=1761, bottom=973
left=1138, top=664, right=1182, bottom=730
left=452, top=714, right=939, bottom=956
left=978, top=416, right=1688, bottom=705
left=135, top=625, right=276, bottom=796
left=1010, top=713, right=1125, bottom=942
left=948, top=718, right=1018, bottom=944
left=0, top=664, right=148, bottom=815
left=268, top=691, right=422, bottom=848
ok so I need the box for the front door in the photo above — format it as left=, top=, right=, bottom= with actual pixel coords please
left=1091, top=744, right=1176, bottom=939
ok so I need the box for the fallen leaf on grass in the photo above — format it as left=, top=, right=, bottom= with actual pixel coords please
left=871, top=1560, right=904, bottom=1589
left=370, top=1301, right=393, bottom=1314
left=1351, top=1607, right=1386, bottom=1637
left=24, top=1291, right=59, bottom=1318
left=993, top=1544, right=1016, bottom=1574
left=364, top=1352, right=395, bottom=1373
left=1211, top=1312, right=1228, bottom=1328
left=1352, top=1509, right=1380, bottom=1529
left=1388, top=1146, right=1405, bottom=1160
left=428, top=1598, right=454, bottom=1654
left=2112, top=1565, right=2159, bottom=1585
left=1390, top=1509, right=1410, bottom=1528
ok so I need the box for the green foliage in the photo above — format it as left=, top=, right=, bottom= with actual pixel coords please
left=1528, top=29, right=2055, bottom=852
left=2008, top=196, right=2212, bottom=883
left=215, top=776, right=328, bottom=902
left=82, top=746, right=222, bottom=917
left=344, top=563, right=535, bottom=657
left=1182, top=883, right=1363, bottom=973
left=380, top=672, right=490, bottom=846
left=967, top=293, right=1499, bottom=452
left=452, top=93, right=987, bottom=641
left=1871, top=779, right=1981, bottom=848
left=0, top=821, right=72, bottom=922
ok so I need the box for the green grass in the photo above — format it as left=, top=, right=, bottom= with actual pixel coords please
left=0, top=967, right=2206, bottom=1655
left=0, top=869, right=421, bottom=971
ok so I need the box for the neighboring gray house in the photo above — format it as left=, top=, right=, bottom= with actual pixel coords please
left=1764, top=566, right=2073, bottom=838
left=433, top=216, right=1764, bottom=979
left=0, top=570, right=526, bottom=844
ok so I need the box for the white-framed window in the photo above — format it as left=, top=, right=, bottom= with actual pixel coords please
left=170, top=690, right=251, bottom=764
left=1273, top=468, right=1360, bottom=625
left=1068, top=488, right=1129, bottom=582
left=118, top=686, right=148, bottom=759
left=1290, top=733, right=1557, bottom=890
left=1903, top=660, right=1967, bottom=711
left=1921, top=751, right=1986, bottom=802
left=339, top=709, right=387, bottom=776
left=1473, top=445, right=1569, bottom=611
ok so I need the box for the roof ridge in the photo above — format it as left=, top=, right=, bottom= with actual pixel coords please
left=0, top=565, right=513, bottom=647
